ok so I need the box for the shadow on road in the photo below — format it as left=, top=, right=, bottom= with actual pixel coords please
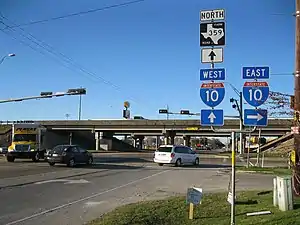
left=94, top=156, right=152, bottom=164
left=185, top=164, right=230, bottom=169
left=160, top=163, right=231, bottom=169
left=53, top=163, right=144, bottom=170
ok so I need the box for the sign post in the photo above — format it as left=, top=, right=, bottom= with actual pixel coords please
left=199, top=8, right=226, bottom=128
left=186, top=187, right=203, bottom=220
left=242, top=66, right=270, bottom=167
left=198, top=8, right=271, bottom=225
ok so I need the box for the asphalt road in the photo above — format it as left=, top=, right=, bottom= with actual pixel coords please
left=0, top=153, right=277, bottom=225
left=0, top=152, right=288, bottom=181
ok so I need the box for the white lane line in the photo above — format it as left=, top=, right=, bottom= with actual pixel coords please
left=4, top=169, right=170, bottom=225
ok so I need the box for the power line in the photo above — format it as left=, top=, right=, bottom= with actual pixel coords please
left=271, top=73, right=294, bottom=76
left=1, top=0, right=146, bottom=29
left=0, top=16, right=141, bottom=105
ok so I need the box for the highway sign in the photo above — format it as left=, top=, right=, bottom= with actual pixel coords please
left=200, top=68, right=225, bottom=81
left=200, top=82, right=225, bottom=107
left=243, top=81, right=269, bottom=107
left=242, top=67, right=270, bottom=79
left=200, top=9, right=225, bottom=22
left=201, top=48, right=223, bottom=63
left=200, top=22, right=225, bottom=46
left=243, top=109, right=268, bottom=126
left=201, top=109, right=224, bottom=126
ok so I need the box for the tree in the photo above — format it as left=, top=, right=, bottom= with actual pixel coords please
left=264, top=91, right=294, bottom=117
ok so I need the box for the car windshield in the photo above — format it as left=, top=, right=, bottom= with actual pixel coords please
left=52, top=145, right=69, bottom=153
left=13, top=134, right=36, bottom=142
left=157, top=147, right=173, bottom=152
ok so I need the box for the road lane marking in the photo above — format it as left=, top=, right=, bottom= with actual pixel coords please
left=4, top=169, right=170, bottom=225
left=35, top=179, right=90, bottom=185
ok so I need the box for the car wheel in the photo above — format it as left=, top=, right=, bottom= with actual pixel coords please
left=175, top=159, right=182, bottom=167
left=6, top=156, right=15, bottom=162
left=32, top=152, right=40, bottom=162
left=68, top=158, right=75, bottom=167
left=194, top=158, right=199, bottom=166
left=48, top=162, right=55, bottom=166
left=87, top=157, right=93, bottom=165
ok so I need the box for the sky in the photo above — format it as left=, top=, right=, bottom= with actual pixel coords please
left=0, top=0, right=296, bottom=121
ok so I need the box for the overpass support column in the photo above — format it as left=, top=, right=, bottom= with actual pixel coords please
left=163, top=131, right=169, bottom=145
left=169, top=131, right=176, bottom=145
left=133, top=137, right=137, bottom=148
left=95, top=132, right=103, bottom=151
left=156, top=136, right=160, bottom=149
left=69, top=132, right=73, bottom=145
left=183, top=135, right=191, bottom=147
left=138, top=136, right=144, bottom=150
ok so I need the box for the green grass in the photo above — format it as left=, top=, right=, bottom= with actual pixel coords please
left=88, top=191, right=300, bottom=225
left=236, top=166, right=292, bottom=176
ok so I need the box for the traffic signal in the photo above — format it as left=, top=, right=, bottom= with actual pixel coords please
left=67, top=88, right=86, bottom=95
left=291, top=95, right=295, bottom=109
left=40, top=92, right=53, bottom=96
left=40, top=92, right=53, bottom=98
left=180, top=110, right=190, bottom=115
left=159, top=109, right=168, bottom=114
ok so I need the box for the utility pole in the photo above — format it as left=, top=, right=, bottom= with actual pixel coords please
left=293, top=0, right=300, bottom=196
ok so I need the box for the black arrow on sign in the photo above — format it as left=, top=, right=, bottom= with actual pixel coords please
left=209, top=50, right=216, bottom=61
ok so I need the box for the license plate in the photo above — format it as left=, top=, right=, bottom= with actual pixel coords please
left=52, top=154, right=58, bottom=157
left=159, top=154, right=166, bottom=156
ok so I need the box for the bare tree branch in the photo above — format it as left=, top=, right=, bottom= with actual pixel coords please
left=264, top=91, right=294, bottom=117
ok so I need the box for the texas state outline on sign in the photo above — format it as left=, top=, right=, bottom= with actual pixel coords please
left=202, top=24, right=224, bottom=44
left=200, top=22, right=225, bottom=46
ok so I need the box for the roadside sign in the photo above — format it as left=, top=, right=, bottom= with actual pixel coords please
left=200, top=9, right=225, bottom=22
left=201, top=48, right=223, bottom=63
left=200, top=22, right=225, bottom=46
left=200, top=68, right=225, bottom=81
left=243, top=81, right=269, bottom=107
left=201, top=109, right=224, bottom=126
left=242, top=66, right=270, bottom=79
left=243, top=109, right=268, bottom=126
left=200, top=82, right=225, bottom=107
left=186, top=187, right=203, bottom=205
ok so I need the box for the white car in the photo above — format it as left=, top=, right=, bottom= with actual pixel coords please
left=153, top=145, right=199, bottom=166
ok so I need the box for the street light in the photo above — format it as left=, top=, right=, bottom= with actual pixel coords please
left=0, top=53, right=16, bottom=65
left=0, top=87, right=86, bottom=104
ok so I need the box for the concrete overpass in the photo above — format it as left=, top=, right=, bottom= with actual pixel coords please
left=38, top=118, right=292, bottom=137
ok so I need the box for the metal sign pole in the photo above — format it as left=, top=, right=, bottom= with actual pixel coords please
left=210, top=126, right=256, bottom=225
left=231, top=131, right=236, bottom=225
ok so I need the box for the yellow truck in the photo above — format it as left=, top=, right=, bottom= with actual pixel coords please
left=6, top=123, right=46, bottom=162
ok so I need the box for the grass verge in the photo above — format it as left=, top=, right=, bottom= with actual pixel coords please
left=236, top=166, right=292, bottom=176
left=88, top=191, right=300, bottom=225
